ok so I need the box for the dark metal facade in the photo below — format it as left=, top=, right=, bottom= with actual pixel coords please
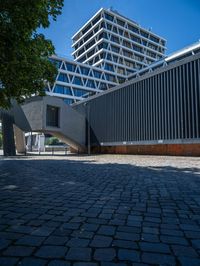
left=74, top=53, right=200, bottom=147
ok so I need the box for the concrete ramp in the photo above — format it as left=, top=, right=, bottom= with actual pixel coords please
left=22, top=96, right=86, bottom=151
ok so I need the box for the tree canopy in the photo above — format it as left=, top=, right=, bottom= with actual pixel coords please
left=0, top=0, right=64, bottom=108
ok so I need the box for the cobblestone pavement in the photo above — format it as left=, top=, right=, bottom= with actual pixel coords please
left=0, top=154, right=200, bottom=266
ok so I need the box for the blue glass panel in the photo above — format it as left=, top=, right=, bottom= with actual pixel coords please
left=64, top=99, right=73, bottom=105
left=93, top=70, right=101, bottom=79
left=73, top=88, right=87, bottom=97
left=80, top=66, right=89, bottom=75
left=86, top=80, right=95, bottom=88
left=57, top=73, right=69, bottom=83
left=105, top=12, right=114, bottom=21
left=66, top=63, right=76, bottom=72
left=73, top=77, right=83, bottom=86
left=54, top=85, right=72, bottom=95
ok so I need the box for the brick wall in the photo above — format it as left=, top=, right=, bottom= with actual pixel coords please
left=91, top=144, right=200, bottom=156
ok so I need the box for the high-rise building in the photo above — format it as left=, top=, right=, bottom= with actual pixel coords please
left=46, top=8, right=166, bottom=104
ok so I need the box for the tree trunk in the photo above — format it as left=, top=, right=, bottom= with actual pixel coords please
left=2, top=114, right=16, bottom=156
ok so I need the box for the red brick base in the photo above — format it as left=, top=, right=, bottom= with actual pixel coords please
left=91, top=143, right=200, bottom=156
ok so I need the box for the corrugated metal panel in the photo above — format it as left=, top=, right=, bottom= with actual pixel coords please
left=74, top=55, right=200, bottom=146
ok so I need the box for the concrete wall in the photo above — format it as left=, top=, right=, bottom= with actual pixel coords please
left=22, top=96, right=86, bottom=151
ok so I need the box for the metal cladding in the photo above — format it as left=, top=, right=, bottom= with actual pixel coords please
left=73, top=51, right=200, bottom=148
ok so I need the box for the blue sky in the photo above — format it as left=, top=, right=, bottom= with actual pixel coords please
left=39, top=0, right=200, bottom=59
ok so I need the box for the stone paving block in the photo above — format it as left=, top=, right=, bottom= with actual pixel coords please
left=0, top=231, right=23, bottom=240
left=109, top=219, right=125, bottom=226
left=16, top=235, right=45, bottom=246
left=7, top=225, right=34, bottom=234
left=112, top=239, right=138, bottom=249
left=98, top=225, right=116, bottom=236
left=191, top=239, right=200, bottom=249
left=18, top=257, right=47, bottom=266
left=118, top=249, right=140, bottom=262
left=184, top=231, right=200, bottom=239
left=81, top=223, right=99, bottom=231
left=142, top=227, right=159, bottom=234
left=141, top=233, right=159, bottom=243
left=1, top=155, right=200, bottom=264
left=62, top=223, right=81, bottom=230
left=101, top=263, right=127, bottom=266
left=142, top=252, right=176, bottom=265
left=31, top=226, right=55, bottom=237
left=0, top=238, right=11, bottom=250
left=73, top=263, right=97, bottom=266
left=44, top=236, right=69, bottom=245
left=160, top=235, right=189, bottom=245
left=115, top=231, right=140, bottom=241
left=3, top=245, right=35, bottom=256
left=0, top=257, right=19, bottom=266
left=94, top=248, right=116, bottom=261
left=71, top=230, right=94, bottom=239
left=65, top=247, right=91, bottom=261
left=67, top=238, right=89, bottom=247
left=178, top=256, right=200, bottom=266
left=35, top=245, right=68, bottom=258
left=161, top=228, right=184, bottom=236
left=117, top=225, right=141, bottom=234
left=90, top=235, right=112, bottom=247
left=171, top=245, right=198, bottom=257
left=48, top=260, right=71, bottom=266
left=139, top=242, right=170, bottom=253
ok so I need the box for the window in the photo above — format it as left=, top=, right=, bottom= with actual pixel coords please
left=80, top=66, right=89, bottom=75
left=117, top=67, right=125, bottom=75
left=92, top=15, right=101, bottom=25
left=73, top=88, right=87, bottom=97
left=105, top=63, right=114, bottom=72
left=111, top=45, right=120, bottom=53
left=132, top=44, right=142, bottom=53
left=123, top=49, right=132, bottom=58
left=111, top=35, right=119, bottom=44
left=57, top=73, right=69, bottom=83
left=93, top=70, right=101, bottom=79
left=106, top=53, right=112, bottom=61
left=140, top=31, right=148, bottom=38
left=118, top=28, right=123, bottom=35
left=86, top=80, right=95, bottom=88
left=128, top=24, right=139, bottom=34
left=150, top=35, right=159, bottom=43
left=105, top=73, right=116, bottom=82
left=82, top=24, right=91, bottom=35
left=54, top=85, right=72, bottom=95
left=131, top=34, right=140, bottom=43
left=64, top=99, right=73, bottom=105
left=106, top=23, right=112, bottom=30
left=117, top=18, right=125, bottom=27
left=123, top=40, right=131, bottom=48
left=73, top=77, right=83, bottom=86
left=118, top=77, right=125, bottom=84
left=124, top=31, right=129, bottom=38
left=104, top=12, right=114, bottom=21
left=85, top=40, right=95, bottom=50
left=99, top=82, right=107, bottom=90
left=46, top=105, right=59, bottom=127
left=66, top=63, right=76, bottom=72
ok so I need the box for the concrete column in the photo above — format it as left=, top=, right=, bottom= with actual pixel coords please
left=2, top=114, right=16, bottom=156
left=14, top=125, right=26, bottom=153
